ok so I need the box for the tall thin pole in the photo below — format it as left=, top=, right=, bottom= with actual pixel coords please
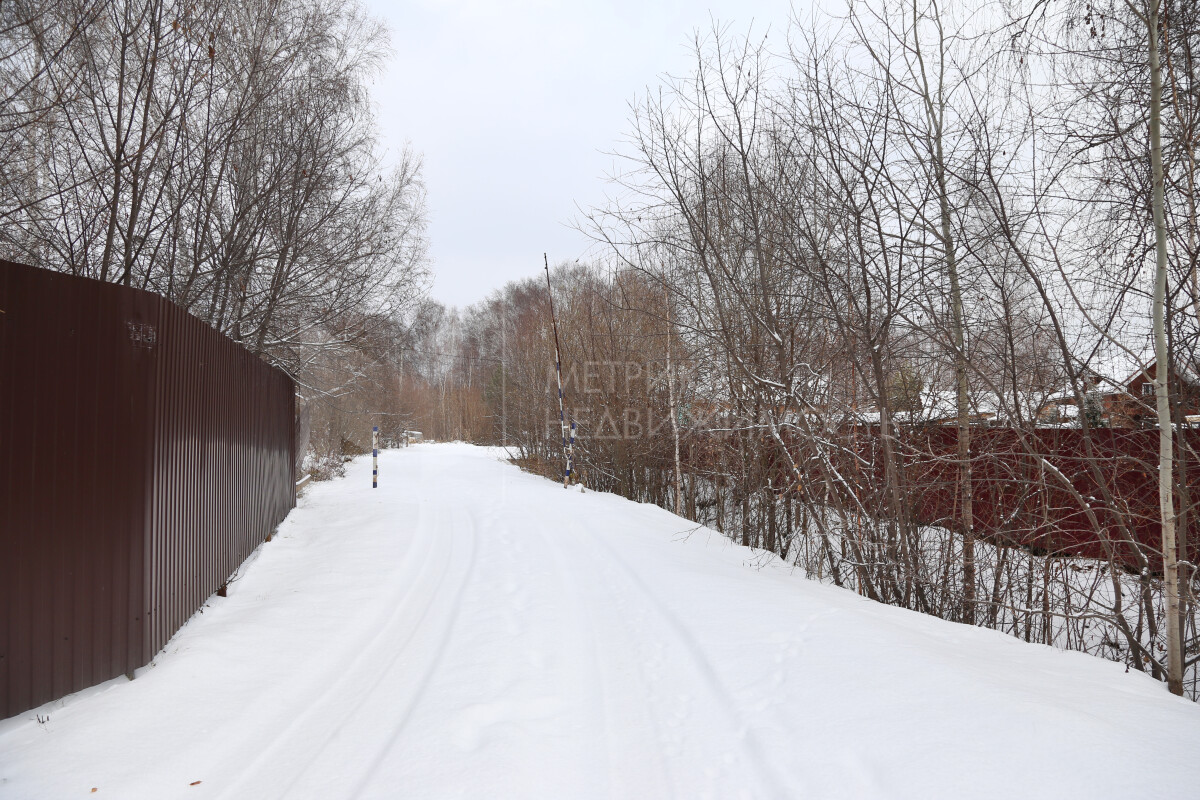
left=372, top=426, right=378, bottom=489
left=665, top=283, right=683, bottom=516
left=1147, top=0, right=1184, bottom=696
left=502, top=294, right=508, bottom=449
left=544, top=254, right=571, bottom=487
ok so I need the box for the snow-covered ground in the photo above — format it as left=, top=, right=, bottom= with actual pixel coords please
left=2, top=443, right=1197, bottom=799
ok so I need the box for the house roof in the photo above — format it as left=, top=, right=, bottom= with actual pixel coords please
left=1118, top=357, right=1200, bottom=389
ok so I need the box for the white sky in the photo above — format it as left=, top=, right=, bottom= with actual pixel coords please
left=362, top=0, right=812, bottom=309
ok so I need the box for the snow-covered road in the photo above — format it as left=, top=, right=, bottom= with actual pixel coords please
left=2, top=443, right=1198, bottom=799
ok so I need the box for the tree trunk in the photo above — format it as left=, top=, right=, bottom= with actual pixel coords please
left=1146, top=0, right=1185, bottom=696
left=665, top=287, right=684, bottom=517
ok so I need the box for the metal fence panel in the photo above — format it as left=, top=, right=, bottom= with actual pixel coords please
left=1, top=260, right=294, bottom=719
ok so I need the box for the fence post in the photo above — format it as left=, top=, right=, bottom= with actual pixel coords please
left=373, top=426, right=379, bottom=489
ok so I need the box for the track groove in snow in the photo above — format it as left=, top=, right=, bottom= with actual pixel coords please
left=578, top=521, right=787, bottom=799
left=532, top=517, right=618, bottom=798
left=351, top=504, right=480, bottom=799
left=211, top=503, right=439, bottom=800
left=1, top=443, right=1198, bottom=799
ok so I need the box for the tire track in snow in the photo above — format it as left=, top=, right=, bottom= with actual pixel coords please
left=209, top=504, right=443, bottom=799
left=207, top=501, right=437, bottom=799
left=546, top=515, right=681, bottom=799
left=213, top=501, right=477, bottom=800
left=524, top=515, right=619, bottom=799
left=346, top=502, right=480, bottom=799
left=578, top=523, right=792, bottom=800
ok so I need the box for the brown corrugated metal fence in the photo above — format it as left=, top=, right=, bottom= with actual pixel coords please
left=1, top=259, right=295, bottom=719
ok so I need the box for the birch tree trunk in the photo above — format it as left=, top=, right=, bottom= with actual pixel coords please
left=665, top=286, right=684, bottom=517
left=1143, top=0, right=1185, bottom=696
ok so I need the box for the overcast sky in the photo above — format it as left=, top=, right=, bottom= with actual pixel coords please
left=361, top=0, right=810, bottom=309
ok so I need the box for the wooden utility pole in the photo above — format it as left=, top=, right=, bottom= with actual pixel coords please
left=502, top=294, right=507, bottom=448
left=544, top=254, right=573, bottom=487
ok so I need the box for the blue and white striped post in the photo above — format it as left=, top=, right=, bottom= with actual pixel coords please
left=372, top=426, right=379, bottom=489
left=565, top=420, right=575, bottom=486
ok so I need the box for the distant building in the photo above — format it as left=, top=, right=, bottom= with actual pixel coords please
left=1034, top=358, right=1200, bottom=428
